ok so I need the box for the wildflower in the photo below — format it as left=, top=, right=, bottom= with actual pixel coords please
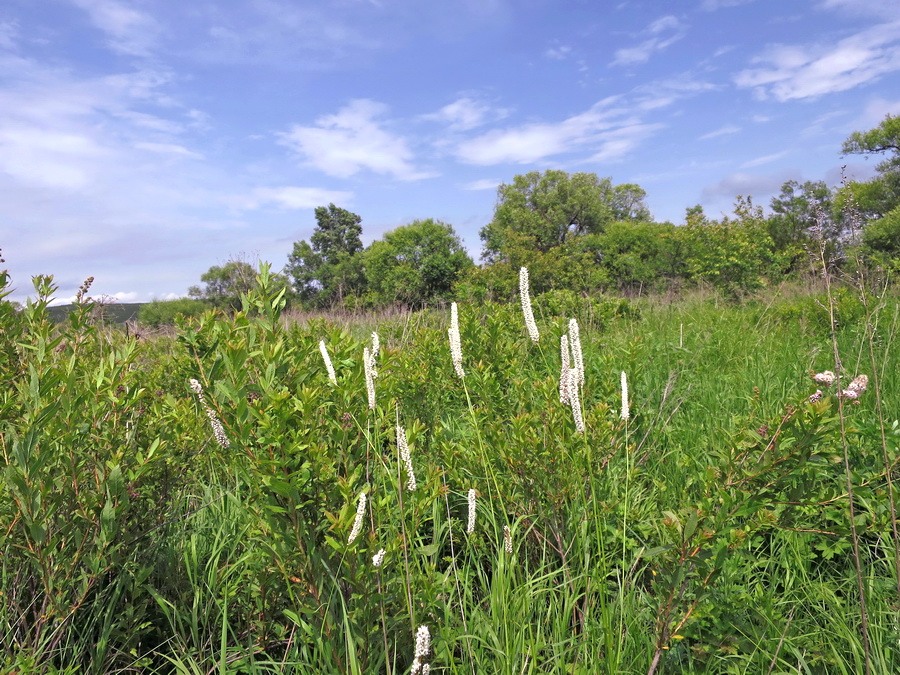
left=364, top=347, right=376, bottom=409
left=567, top=368, right=585, bottom=433
left=559, top=334, right=571, bottom=405
left=449, top=302, right=465, bottom=379
left=620, top=371, right=630, bottom=421
left=410, top=625, right=431, bottom=675
left=348, top=492, right=367, bottom=544
left=808, top=389, right=823, bottom=403
left=397, top=424, right=416, bottom=492
left=371, top=331, right=380, bottom=358
left=319, top=340, right=337, bottom=384
left=568, top=319, right=584, bottom=387
left=848, top=374, right=868, bottom=394
left=519, top=267, right=540, bottom=343
left=503, top=525, right=513, bottom=554
left=813, top=370, right=836, bottom=387
left=189, top=378, right=230, bottom=448
left=372, top=548, right=386, bottom=568
left=466, top=488, right=476, bottom=534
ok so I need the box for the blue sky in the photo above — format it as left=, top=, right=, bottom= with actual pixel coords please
left=2, top=0, right=899, bottom=304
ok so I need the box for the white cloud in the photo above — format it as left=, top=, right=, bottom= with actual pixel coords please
left=734, top=21, right=900, bottom=101
left=612, top=15, right=686, bottom=66
left=452, top=97, right=666, bottom=166
left=701, top=171, right=795, bottom=202
left=545, top=44, right=572, bottom=60
left=740, top=150, right=789, bottom=168
left=462, top=179, right=499, bottom=191
left=701, top=0, right=756, bottom=10
left=422, top=97, right=509, bottom=131
left=820, top=0, right=899, bottom=19
left=0, top=20, right=18, bottom=50
left=244, top=186, right=354, bottom=210
left=699, top=124, right=741, bottom=140
left=279, top=99, right=433, bottom=180
left=134, top=142, right=204, bottom=159
left=69, top=0, right=161, bottom=57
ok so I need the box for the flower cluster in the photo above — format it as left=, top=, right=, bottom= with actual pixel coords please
left=503, top=525, right=513, bottom=554
left=319, top=340, right=337, bottom=384
left=559, top=334, right=570, bottom=404
left=813, top=370, right=835, bottom=386
left=397, top=424, right=416, bottom=492
left=620, top=371, right=630, bottom=421
left=519, top=267, right=540, bottom=343
left=364, top=347, right=376, bottom=409
left=567, top=369, right=585, bottom=433
left=348, top=492, right=367, bottom=544
left=840, top=374, right=868, bottom=400
left=466, top=488, right=476, bottom=534
left=810, top=370, right=868, bottom=401
left=372, top=548, right=386, bottom=568
left=448, top=302, right=465, bottom=379
left=568, top=319, right=584, bottom=387
left=189, top=378, right=230, bottom=448
left=410, top=625, right=431, bottom=675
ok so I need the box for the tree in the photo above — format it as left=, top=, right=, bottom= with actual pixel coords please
left=480, top=170, right=651, bottom=263
left=286, top=204, right=365, bottom=307
left=189, top=259, right=292, bottom=312
left=839, top=114, right=900, bottom=221
left=363, top=219, right=473, bottom=307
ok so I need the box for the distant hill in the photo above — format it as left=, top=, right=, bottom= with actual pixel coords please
left=48, top=302, right=144, bottom=324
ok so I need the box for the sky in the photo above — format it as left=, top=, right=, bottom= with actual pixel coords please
left=2, top=0, right=900, bottom=305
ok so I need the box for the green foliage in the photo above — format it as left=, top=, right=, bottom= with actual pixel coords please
left=839, top=114, right=900, bottom=223
left=596, top=220, right=687, bottom=291
left=2, top=262, right=899, bottom=673
left=859, top=206, right=900, bottom=273
left=138, top=297, right=209, bottom=326
left=363, top=218, right=473, bottom=307
left=189, top=259, right=293, bottom=312
left=286, top=204, right=366, bottom=307
left=480, top=170, right=651, bottom=263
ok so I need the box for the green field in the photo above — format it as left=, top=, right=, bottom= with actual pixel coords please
left=2, top=269, right=899, bottom=674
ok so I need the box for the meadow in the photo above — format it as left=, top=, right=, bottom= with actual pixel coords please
left=2, top=264, right=899, bottom=674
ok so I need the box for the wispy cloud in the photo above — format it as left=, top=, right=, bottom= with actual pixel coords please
left=740, top=150, right=789, bottom=167
left=612, top=15, right=686, bottom=66
left=734, top=21, right=900, bottom=101
left=545, top=44, right=572, bottom=60
left=243, top=186, right=354, bottom=210
left=69, top=0, right=161, bottom=56
left=701, top=0, right=757, bottom=10
left=701, top=170, right=795, bottom=202
left=462, top=178, right=499, bottom=191
left=279, top=99, right=433, bottom=180
left=700, top=124, right=741, bottom=139
left=422, top=97, right=510, bottom=131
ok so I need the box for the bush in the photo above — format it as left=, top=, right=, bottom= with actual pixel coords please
left=138, top=298, right=210, bottom=326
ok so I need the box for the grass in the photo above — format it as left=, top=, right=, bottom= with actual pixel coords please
left=1, top=268, right=899, bottom=673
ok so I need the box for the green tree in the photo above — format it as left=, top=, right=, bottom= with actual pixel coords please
left=189, top=259, right=292, bottom=312
left=597, top=221, right=686, bottom=292
left=286, top=204, right=365, bottom=307
left=839, top=114, right=900, bottom=221
left=480, top=170, right=651, bottom=263
left=363, top=219, right=473, bottom=307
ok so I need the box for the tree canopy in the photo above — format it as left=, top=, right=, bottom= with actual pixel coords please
left=480, top=170, right=651, bottom=264
left=286, top=204, right=365, bottom=307
left=364, top=219, right=473, bottom=307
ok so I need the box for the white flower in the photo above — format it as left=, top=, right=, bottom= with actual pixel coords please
left=848, top=374, right=868, bottom=394
left=189, top=378, right=229, bottom=448
left=503, top=525, right=513, bottom=554
left=397, top=424, right=416, bottom=492
left=372, top=548, right=386, bottom=568
left=348, top=492, right=367, bottom=544
left=519, top=267, right=540, bottom=343
left=364, top=347, right=376, bottom=409
left=371, top=331, right=380, bottom=358
left=559, top=334, right=571, bottom=405
left=449, top=302, right=465, bottom=379
left=568, top=319, right=584, bottom=387
left=568, top=368, right=585, bottom=433
left=466, top=488, right=476, bottom=534
left=410, top=625, right=431, bottom=674
left=319, top=340, right=337, bottom=384
left=620, top=371, right=630, bottom=421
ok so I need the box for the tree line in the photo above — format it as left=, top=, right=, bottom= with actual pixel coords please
left=143, top=114, right=900, bottom=323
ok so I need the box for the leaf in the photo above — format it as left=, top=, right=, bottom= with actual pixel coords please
left=417, top=543, right=440, bottom=557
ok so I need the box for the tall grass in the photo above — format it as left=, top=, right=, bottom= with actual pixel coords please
left=1, top=265, right=899, bottom=673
